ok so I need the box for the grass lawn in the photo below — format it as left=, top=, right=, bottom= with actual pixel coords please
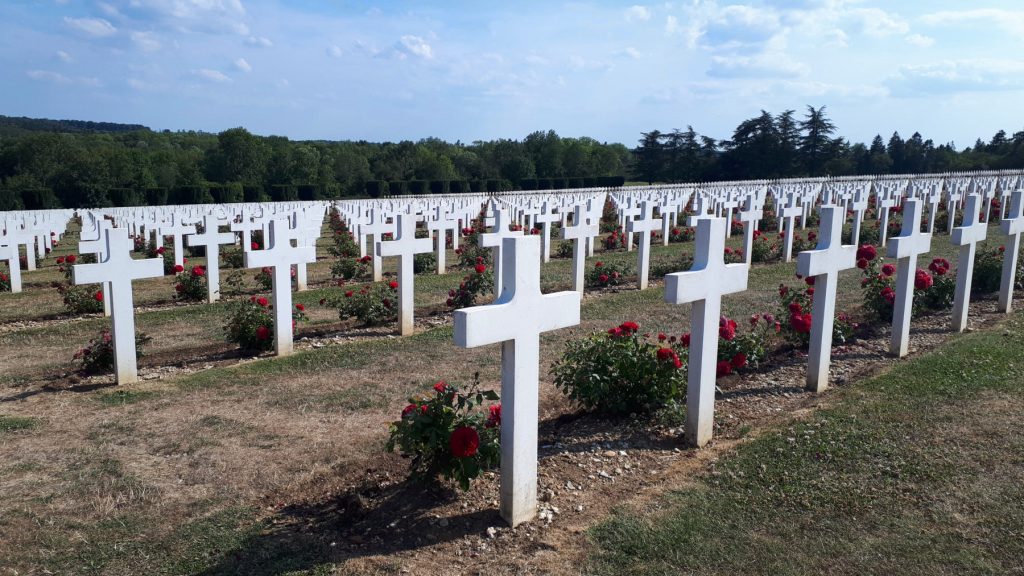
left=589, top=310, right=1024, bottom=575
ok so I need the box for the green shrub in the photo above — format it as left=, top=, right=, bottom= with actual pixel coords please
left=323, top=281, right=399, bottom=326
left=73, top=330, right=152, bottom=374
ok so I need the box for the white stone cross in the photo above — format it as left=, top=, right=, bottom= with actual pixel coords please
left=618, top=202, right=640, bottom=252
left=658, top=200, right=681, bottom=247
left=72, top=227, right=163, bottom=384
left=533, top=202, right=560, bottom=263
left=158, top=214, right=197, bottom=270
left=626, top=200, right=662, bottom=289
left=796, top=205, right=857, bottom=392
left=0, top=237, right=22, bottom=293
left=454, top=235, right=580, bottom=527
left=848, top=185, right=871, bottom=246
left=230, top=207, right=264, bottom=253
left=426, top=207, right=458, bottom=274
left=4, top=224, right=36, bottom=272
left=886, top=198, right=932, bottom=357
left=664, top=217, right=749, bottom=447
left=951, top=193, right=988, bottom=332
left=562, top=205, right=599, bottom=293
left=998, top=190, right=1024, bottom=313
left=780, top=193, right=803, bottom=262
left=186, top=213, right=235, bottom=303
left=243, top=218, right=316, bottom=356
left=362, top=208, right=394, bottom=282
left=480, top=204, right=523, bottom=297
left=875, top=187, right=900, bottom=248
left=738, top=193, right=764, bottom=266
left=376, top=213, right=433, bottom=336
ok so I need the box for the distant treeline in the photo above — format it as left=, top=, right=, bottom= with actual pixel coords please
left=0, top=123, right=631, bottom=210
left=634, top=106, right=1024, bottom=183
left=2, top=107, right=1023, bottom=210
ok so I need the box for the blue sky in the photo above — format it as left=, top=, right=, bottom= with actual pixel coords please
left=2, top=1, right=1023, bottom=148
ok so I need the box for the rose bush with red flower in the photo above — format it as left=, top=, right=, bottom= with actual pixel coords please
left=386, top=374, right=500, bottom=490
left=73, top=329, right=151, bottom=374
left=53, top=254, right=104, bottom=314
left=778, top=280, right=856, bottom=349
left=586, top=260, right=631, bottom=289
left=323, top=280, right=400, bottom=326
left=173, top=264, right=208, bottom=302
left=447, top=257, right=494, bottom=309
left=224, top=296, right=307, bottom=352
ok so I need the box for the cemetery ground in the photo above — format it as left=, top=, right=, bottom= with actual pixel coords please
left=1, top=222, right=1023, bottom=574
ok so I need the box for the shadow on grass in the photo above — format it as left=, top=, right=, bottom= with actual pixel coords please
left=197, top=479, right=501, bottom=576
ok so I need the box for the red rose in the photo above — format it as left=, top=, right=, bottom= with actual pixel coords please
left=914, top=269, right=933, bottom=290
left=156, top=247, right=165, bottom=255
left=94, top=291, right=104, bottom=302
left=788, top=301, right=803, bottom=314
left=174, top=264, right=184, bottom=273
left=656, top=347, right=674, bottom=362
left=433, top=381, right=448, bottom=394
left=718, top=321, right=736, bottom=341
left=389, top=281, right=399, bottom=290
left=856, top=244, right=877, bottom=262
left=344, top=291, right=353, bottom=297
left=716, top=360, right=732, bottom=377
left=56, top=256, right=64, bottom=264
left=255, top=325, right=271, bottom=341
left=257, top=297, right=269, bottom=307
left=681, top=333, right=691, bottom=347
left=449, top=427, right=480, bottom=458
left=66, top=254, right=77, bottom=264
left=251, top=241, right=260, bottom=250
left=730, top=352, right=747, bottom=369
left=620, top=321, right=640, bottom=334
left=881, top=286, right=896, bottom=304
left=657, top=332, right=667, bottom=341
left=856, top=258, right=869, bottom=269
left=295, top=303, right=305, bottom=311
left=192, top=266, right=205, bottom=277
left=881, top=263, right=896, bottom=277
left=805, top=276, right=816, bottom=286
left=486, top=404, right=502, bottom=428
left=599, top=273, right=610, bottom=283
left=595, top=261, right=603, bottom=268
left=175, top=283, right=184, bottom=292
left=475, top=264, right=487, bottom=274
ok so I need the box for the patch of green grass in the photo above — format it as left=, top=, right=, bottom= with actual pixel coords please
left=0, top=415, right=38, bottom=434
left=588, top=313, right=1024, bottom=575
left=97, top=389, right=160, bottom=406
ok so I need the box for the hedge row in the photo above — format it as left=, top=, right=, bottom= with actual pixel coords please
left=364, top=176, right=624, bottom=198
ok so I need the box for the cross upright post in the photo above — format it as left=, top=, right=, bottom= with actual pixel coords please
left=454, top=235, right=581, bottom=527
left=796, top=206, right=857, bottom=391
left=886, top=198, right=932, bottom=357
left=951, top=193, right=988, bottom=332
left=848, top=186, right=870, bottom=246
left=619, top=203, right=640, bottom=252
left=72, top=227, right=163, bottom=384
left=362, top=209, right=394, bottom=282
left=533, top=202, right=560, bottom=263
left=664, top=217, right=749, bottom=447
left=244, top=218, right=316, bottom=356
left=626, top=200, right=662, bottom=289
left=480, top=205, right=523, bottom=297
left=738, top=194, right=764, bottom=266
left=998, top=190, right=1024, bottom=313
left=159, top=214, right=197, bottom=270
left=562, top=205, right=599, bottom=293
left=780, top=193, right=802, bottom=262
left=231, top=207, right=264, bottom=252
left=0, top=238, right=22, bottom=293
left=426, top=207, right=456, bottom=274
left=377, top=213, right=433, bottom=336
left=659, top=201, right=680, bottom=246
left=186, top=213, right=235, bottom=302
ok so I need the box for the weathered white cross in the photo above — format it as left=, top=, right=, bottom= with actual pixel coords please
left=230, top=207, right=264, bottom=253
left=664, top=217, right=749, bottom=447
left=78, top=218, right=114, bottom=316
left=886, top=198, right=933, bottom=357
left=244, top=218, right=316, bottom=356
left=426, top=206, right=458, bottom=274
left=362, top=208, right=394, bottom=282
left=951, top=193, right=988, bottom=332
left=0, top=237, right=22, bottom=293
left=780, top=193, right=803, bottom=262
left=186, top=213, right=235, bottom=303
left=72, top=227, right=163, bottom=384
left=738, top=193, right=764, bottom=266
left=618, top=202, right=640, bottom=252
left=158, top=214, right=196, bottom=270
left=626, top=200, right=662, bottom=289
left=376, top=213, right=433, bottom=336
left=998, top=190, right=1024, bottom=313
left=796, top=205, right=857, bottom=391
left=562, top=205, right=599, bottom=293
left=480, top=204, right=523, bottom=297
left=454, top=235, right=580, bottom=527
left=533, top=201, right=560, bottom=263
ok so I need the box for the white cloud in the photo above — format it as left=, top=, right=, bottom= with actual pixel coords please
left=849, top=8, right=908, bottom=37
left=615, top=47, right=642, bottom=59
left=700, top=4, right=784, bottom=52
left=327, top=45, right=343, bottom=59
left=131, top=31, right=161, bottom=52
left=394, top=35, right=433, bottom=59
left=128, top=78, right=156, bottom=91
left=707, top=52, right=808, bottom=79
left=125, top=0, right=248, bottom=35
left=276, top=79, right=290, bottom=89
left=886, top=59, right=1024, bottom=96
left=26, top=70, right=71, bottom=84
left=192, top=68, right=232, bottom=83
left=921, top=9, right=1024, bottom=36
left=56, top=50, right=73, bottom=63
left=246, top=35, right=273, bottom=48
left=234, top=57, right=252, bottom=72
left=625, top=5, right=651, bottom=22
left=79, top=77, right=102, bottom=87
left=64, top=16, right=117, bottom=38
left=97, top=2, right=121, bottom=18
left=904, top=34, right=934, bottom=48
left=665, top=15, right=679, bottom=36
left=569, top=55, right=613, bottom=72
